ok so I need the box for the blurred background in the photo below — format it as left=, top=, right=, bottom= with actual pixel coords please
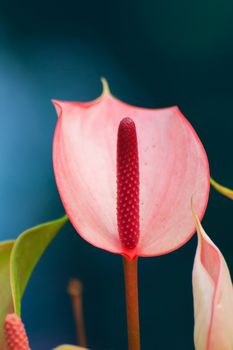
left=0, top=0, right=233, bottom=349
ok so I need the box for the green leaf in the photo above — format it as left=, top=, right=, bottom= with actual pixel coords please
left=210, top=177, right=233, bottom=200
left=53, top=346, right=88, bottom=350
left=0, top=240, right=14, bottom=349
left=10, top=215, right=68, bottom=316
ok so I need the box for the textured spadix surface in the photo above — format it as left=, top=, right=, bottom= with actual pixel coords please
left=53, top=83, right=209, bottom=258
left=4, top=313, right=30, bottom=350
left=192, top=209, right=233, bottom=350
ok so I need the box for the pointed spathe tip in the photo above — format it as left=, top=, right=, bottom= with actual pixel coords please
left=51, top=99, right=63, bottom=117
left=100, top=77, right=112, bottom=96
left=191, top=197, right=203, bottom=240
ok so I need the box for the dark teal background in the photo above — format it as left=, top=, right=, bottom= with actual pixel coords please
left=0, top=0, right=233, bottom=349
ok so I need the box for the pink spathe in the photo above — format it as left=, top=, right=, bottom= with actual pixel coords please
left=52, top=80, right=209, bottom=259
left=192, top=209, right=233, bottom=350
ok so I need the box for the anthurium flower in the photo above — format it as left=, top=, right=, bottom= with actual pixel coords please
left=210, top=177, right=233, bottom=200
left=52, top=79, right=210, bottom=259
left=192, top=207, right=233, bottom=350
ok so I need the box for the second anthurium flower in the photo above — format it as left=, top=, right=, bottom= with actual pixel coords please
left=192, top=206, right=233, bottom=350
left=52, top=79, right=210, bottom=258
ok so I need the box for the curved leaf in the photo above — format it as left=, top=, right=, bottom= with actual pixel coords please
left=210, top=177, right=233, bottom=200
left=0, top=240, right=14, bottom=349
left=10, top=215, right=68, bottom=315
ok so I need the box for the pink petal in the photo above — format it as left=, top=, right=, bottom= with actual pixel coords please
left=53, top=82, right=209, bottom=258
left=192, top=208, right=233, bottom=350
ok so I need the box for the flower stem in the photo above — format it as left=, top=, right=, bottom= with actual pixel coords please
left=123, top=256, right=140, bottom=350
left=67, top=279, right=87, bottom=347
